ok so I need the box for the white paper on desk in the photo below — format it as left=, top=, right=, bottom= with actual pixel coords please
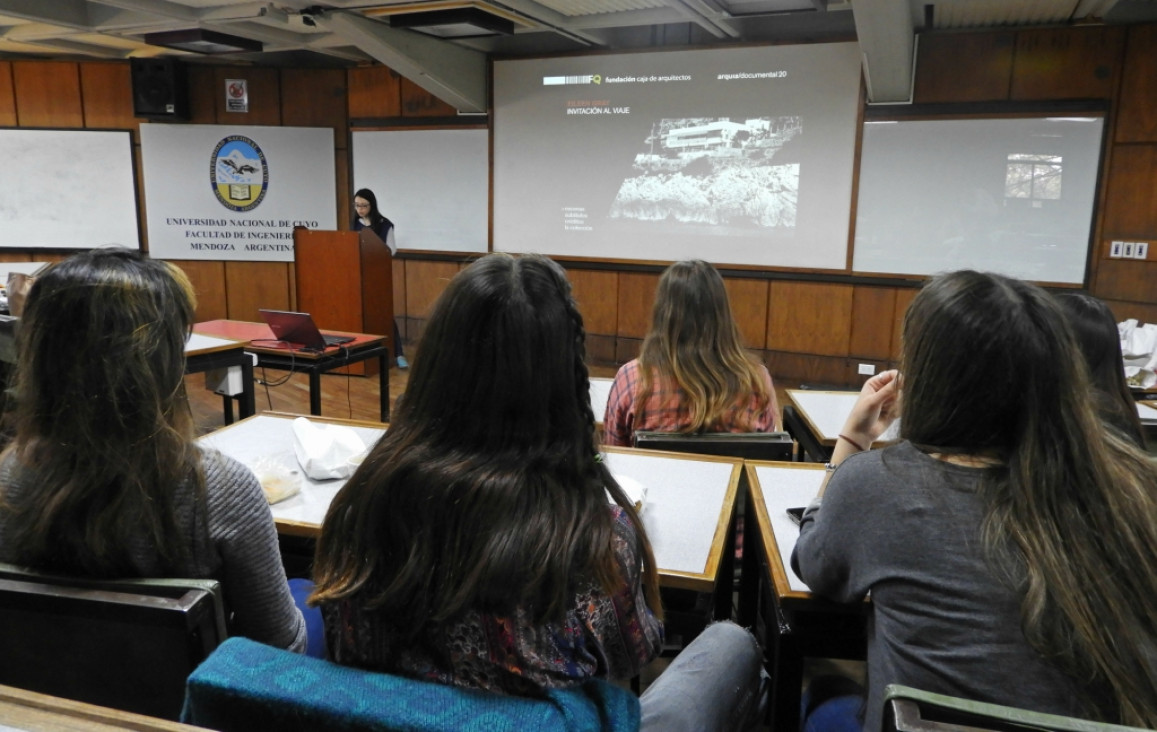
left=291, top=417, right=366, bottom=480
left=607, top=474, right=647, bottom=515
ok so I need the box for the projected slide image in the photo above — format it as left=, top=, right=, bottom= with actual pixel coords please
left=494, top=43, right=862, bottom=268
left=610, top=116, right=801, bottom=230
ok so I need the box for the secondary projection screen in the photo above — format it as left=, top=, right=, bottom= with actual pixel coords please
left=0, top=129, right=139, bottom=250
left=854, top=116, right=1105, bottom=284
left=493, top=43, right=862, bottom=268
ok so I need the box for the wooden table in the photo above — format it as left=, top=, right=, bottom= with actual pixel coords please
left=784, top=389, right=899, bottom=462
left=185, top=332, right=254, bottom=424
left=194, top=320, right=390, bottom=423
left=0, top=683, right=208, bottom=732
left=745, top=460, right=868, bottom=732
left=200, top=414, right=742, bottom=606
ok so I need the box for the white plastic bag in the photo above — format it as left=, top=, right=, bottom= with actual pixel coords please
left=291, top=417, right=367, bottom=480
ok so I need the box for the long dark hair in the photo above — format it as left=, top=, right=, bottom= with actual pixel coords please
left=311, top=253, right=661, bottom=629
left=352, top=187, right=385, bottom=229
left=1054, top=293, right=1144, bottom=447
left=637, top=260, right=770, bottom=433
left=0, top=248, right=203, bottom=576
left=900, top=271, right=1157, bottom=726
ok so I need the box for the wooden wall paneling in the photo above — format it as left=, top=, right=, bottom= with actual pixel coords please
left=186, top=65, right=218, bottom=125
left=766, top=281, right=853, bottom=357
left=404, top=260, right=460, bottom=316
left=173, top=260, right=228, bottom=322
left=616, top=272, right=660, bottom=339
left=723, top=277, right=769, bottom=350
left=1104, top=298, right=1157, bottom=326
left=913, top=31, right=1013, bottom=104
left=1101, top=144, right=1157, bottom=238
left=890, top=288, right=918, bottom=361
left=348, top=66, right=401, bottom=119
left=134, top=145, right=148, bottom=250
left=280, top=68, right=347, bottom=143
left=566, top=268, right=619, bottom=364
left=224, top=261, right=291, bottom=321
left=848, top=286, right=896, bottom=360
left=1115, top=24, right=1157, bottom=143
left=80, top=62, right=137, bottom=135
left=12, top=61, right=83, bottom=127
left=0, top=62, right=17, bottom=126
left=213, top=67, right=281, bottom=125
left=763, top=351, right=850, bottom=387
left=400, top=77, right=458, bottom=117
left=1011, top=26, right=1123, bottom=101
left=566, top=268, right=618, bottom=336
left=1093, top=259, right=1157, bottom=304
left=335, top=149, right=350, bottom=232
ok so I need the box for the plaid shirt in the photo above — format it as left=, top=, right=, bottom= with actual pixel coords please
left=603, top=359, right=780, bottom=447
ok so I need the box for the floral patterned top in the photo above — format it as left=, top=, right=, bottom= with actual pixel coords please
left=321, top=506, right=663, bottom=696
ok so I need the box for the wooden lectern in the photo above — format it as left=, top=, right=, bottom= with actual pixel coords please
left=293, top=227, right=393, bottom=376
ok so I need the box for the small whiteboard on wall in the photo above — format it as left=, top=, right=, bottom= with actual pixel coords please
left=853, top=116, right=1105, bottom=284
left=351, top=129, right=488, bottom=253
left=0, top=129, right=139, bottom=250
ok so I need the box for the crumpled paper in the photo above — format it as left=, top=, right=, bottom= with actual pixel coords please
left=291, top=417, right=367, bottom=480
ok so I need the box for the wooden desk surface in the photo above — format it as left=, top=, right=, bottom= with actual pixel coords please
left=744, top=461, right=826, bottom=603
left=200, top=414, right=741, bottom=593
left=1138, top=401, right=1157, bottom=424
left=786, top=389, right=900, bottom=446
left=185, top=332, right=248, bottom=358
left=0, top=684, right=208, bottom=732
left=193, top=320, right=385, bottom=359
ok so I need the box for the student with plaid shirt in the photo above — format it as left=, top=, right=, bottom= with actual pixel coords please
left=604, top=260, right=779, bottom=447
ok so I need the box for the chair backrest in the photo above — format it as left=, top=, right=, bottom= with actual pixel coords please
left=883, top=684, right=1148, bottom=732
left=0, top=562, right=227, bottom=721
left=633, top=430, right=795, bottom=461
left=183, top=636, right=640, bottom=732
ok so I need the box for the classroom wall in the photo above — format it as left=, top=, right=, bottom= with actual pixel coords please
left=0, top=24, right=1154, bottom=387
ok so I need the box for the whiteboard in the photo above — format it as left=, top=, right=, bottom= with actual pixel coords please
left=0, top=129, right=139, bottom=250
left=352, top=129, right=488, bottom=253
left=853, top=116, right=1105, bottom=284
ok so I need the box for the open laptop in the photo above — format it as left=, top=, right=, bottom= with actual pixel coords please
left=258, top=309, right=355, bottom=351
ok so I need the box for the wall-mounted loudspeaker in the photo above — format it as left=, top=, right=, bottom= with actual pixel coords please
left=131, top=58, right=189, bottom=121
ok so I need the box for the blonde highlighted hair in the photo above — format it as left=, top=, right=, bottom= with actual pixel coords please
left=637, top=260, right=770, bottom=434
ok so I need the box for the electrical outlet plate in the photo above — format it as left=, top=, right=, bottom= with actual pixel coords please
left=1135, top=242, right=1149, bottom=260
left=858, top=363, right=876, bottom=375
left=1110, top=241, right=1124, bottom=258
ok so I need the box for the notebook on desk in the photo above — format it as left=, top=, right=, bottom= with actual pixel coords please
left=258, top=310, right=355, bottom=351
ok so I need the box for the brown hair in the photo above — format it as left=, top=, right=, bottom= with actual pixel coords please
left=310, top=253, right=661, bottom=630
left=900, top=271, right=1157, bottom=726
left=637, top=260, right=771, bottom=433
left=1, top=248, right=203, bottom=576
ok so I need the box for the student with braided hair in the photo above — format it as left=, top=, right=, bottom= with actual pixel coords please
left=310, top=252, right=764, bottom=731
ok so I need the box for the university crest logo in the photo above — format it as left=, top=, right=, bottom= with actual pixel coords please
left=210, top=135, right=268, bottom=211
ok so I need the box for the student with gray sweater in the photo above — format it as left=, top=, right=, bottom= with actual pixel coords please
left=0, top=248, right=306, bottom=654
left=792, top=271, right=1157, bottom=731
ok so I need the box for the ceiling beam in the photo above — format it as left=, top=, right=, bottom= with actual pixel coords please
left=310, top=10, right=487, bottom=113
left=852, top=0, right=914, bottom=103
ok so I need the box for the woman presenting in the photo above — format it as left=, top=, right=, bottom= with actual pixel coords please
left=352, top=188, right=406, bottom=368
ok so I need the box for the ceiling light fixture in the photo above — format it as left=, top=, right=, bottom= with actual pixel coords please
left=144, top=29, right=264, bottom=55
left=389, top=8, right=515, bottom=38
